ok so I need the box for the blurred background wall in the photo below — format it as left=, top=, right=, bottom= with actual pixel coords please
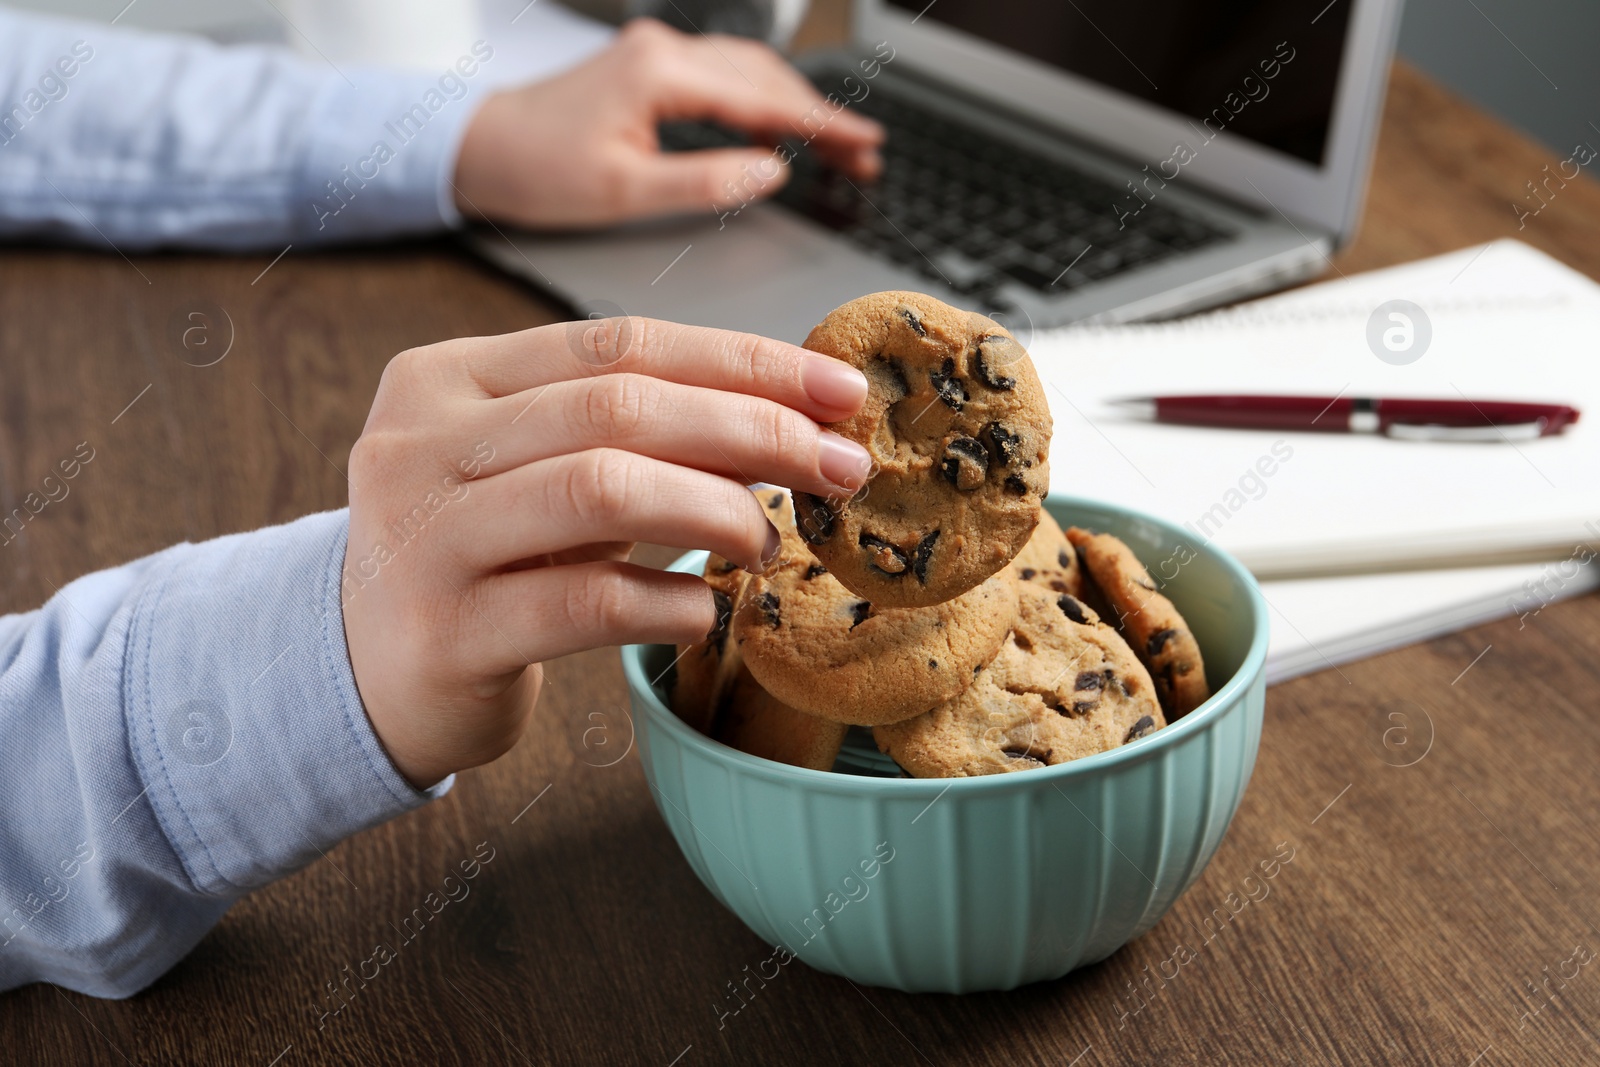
left=1395, top=0, right=1600, bottom=157
left=4, top=0, right=1596, bottom=157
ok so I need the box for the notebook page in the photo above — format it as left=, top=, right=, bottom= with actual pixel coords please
left=1029, top=240, right=1600, bottom=575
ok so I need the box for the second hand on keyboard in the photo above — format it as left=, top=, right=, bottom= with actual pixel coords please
left=659, top=76, right=1231, bottom=303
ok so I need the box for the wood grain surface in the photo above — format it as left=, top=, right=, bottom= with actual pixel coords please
left=3, top=33, right=1599, bottom=1067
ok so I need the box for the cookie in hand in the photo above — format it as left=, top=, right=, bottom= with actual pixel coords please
left=793, top=292, right=1052, bottom=608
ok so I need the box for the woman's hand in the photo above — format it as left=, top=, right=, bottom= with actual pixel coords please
left=451, top=18, right=883, bottom=229
left=342, top=318, right=871, bottom=787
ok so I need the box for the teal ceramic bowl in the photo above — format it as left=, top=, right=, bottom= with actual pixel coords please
left=622, top=495, right=1269, bottom=993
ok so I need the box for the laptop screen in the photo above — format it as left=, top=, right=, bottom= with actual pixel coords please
left=883, top=0, right=1354, bottom=167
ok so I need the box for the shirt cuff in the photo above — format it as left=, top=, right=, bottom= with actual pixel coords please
left=124, top=509, right=451, bottom=896
left=296, top=55, right=492, bottom=243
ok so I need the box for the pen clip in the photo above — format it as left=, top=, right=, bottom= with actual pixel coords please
left=1385, top=421, right=1547, bottom=443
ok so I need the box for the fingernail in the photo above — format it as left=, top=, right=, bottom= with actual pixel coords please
left=801, top=353, right=868, bottom=413
left=760, top=520, right=782, bottom=572
left=817, top=431, right=872, bottom=492
left=839, top=110, right=884, bottom=138
left=756, top=149, right=790, bottom=187
left=857, top=148, right=884, bottom=180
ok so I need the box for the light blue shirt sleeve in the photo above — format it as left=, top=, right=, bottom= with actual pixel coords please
left=0, top=509, right=451, bottom=998
left=0, top=9, right=490, bottom=250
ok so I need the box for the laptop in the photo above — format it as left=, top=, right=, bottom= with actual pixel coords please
left=471, top=0, right=1405, bottom=343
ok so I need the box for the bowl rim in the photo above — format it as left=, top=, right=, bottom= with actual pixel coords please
left=621, top=492, right=1270, bottom=795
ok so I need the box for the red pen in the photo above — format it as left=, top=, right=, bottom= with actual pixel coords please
left=1109, top=395, right=1581, bottom=441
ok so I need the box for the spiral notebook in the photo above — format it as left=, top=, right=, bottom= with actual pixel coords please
left=1028, top=240, right=1600, bottom=683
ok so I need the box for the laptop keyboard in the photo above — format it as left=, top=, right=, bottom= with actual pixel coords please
left=659, top=77, right=1232, bottom=305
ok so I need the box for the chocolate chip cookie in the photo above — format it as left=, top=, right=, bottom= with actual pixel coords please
left=670, top=551, right=749, bottom=733
left=713, top=664, right=849, bottom=772
left=793, top=292, right=1052, bottom=608
left=1067, top=527, right=1210, bottom=719
left=1010, top=506, right=1082, bottom=598
left=736, top=492, right=1018, bottom=725
left=872, top=583, right=1164, bottom=777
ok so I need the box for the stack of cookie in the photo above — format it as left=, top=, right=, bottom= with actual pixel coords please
left=670, top=293, right=1210, bottom=777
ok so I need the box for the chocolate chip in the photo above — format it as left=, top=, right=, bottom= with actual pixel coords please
left=1056, top=601, right=1094, bottom=627
left=1057, top=549, right=1072, bottom=569
left=1002, top=747, right=1049, bottom=766
left=983, top=422, right=1022, bottom=467
left=755, top=591, right=781, bottom=628
left=1124, top=715, right=1156, bottom=743
left=1058, top=595, right=1089, bottom=624
left=804, top=563, right=828, bottom=580
left=1047, top=579, right=1070, bottom=592
left=714, top=558, right=740, bottom=573
left=970, top=337, right=1017, bottom=391
left=1004, top=474, right=1028, bottom=496
left=767, top=492, right=784, bottom=509
left=707, top=589, right=733, bottom=646
left=1147, top=628, right=1179, bottom=656
left=1074, top=670, right=1104, bottom=691
left=859, top=532, right=908, bottom=575
left=928, top=658, right=938, bottom=669
left=1109, top=669, right=1131, bottom=696
left=930, top=357, right=967, bottom=412
left=1019, top=567, right=1037, bottom=580
left=1072, top=700, right=1098, bottom=715
left=939, top=436, right=988, bottom=490
left=899, top=307, right=926, bottom=337
left=910, top=529, right=940, bottom=583
left=793, top=492, right=836, bottom=545
left=849, top=600, right=872, bottom=628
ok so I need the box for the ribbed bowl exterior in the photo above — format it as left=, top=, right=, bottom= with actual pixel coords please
left=624, top=496, right=1269, bottom=993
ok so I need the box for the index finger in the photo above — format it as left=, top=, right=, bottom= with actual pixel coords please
left=451, top=317, right=868, bottom=423
left=658, top=33, right=885, bottom=154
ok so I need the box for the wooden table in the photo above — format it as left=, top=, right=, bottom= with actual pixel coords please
left=4, top=45, right=1600, bottom=1067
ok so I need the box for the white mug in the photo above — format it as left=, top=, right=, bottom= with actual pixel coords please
left=280, top=0, right=483, bottom=70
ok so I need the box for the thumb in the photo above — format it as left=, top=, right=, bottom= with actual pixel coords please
left=633, top=147, right=792, bottom=216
